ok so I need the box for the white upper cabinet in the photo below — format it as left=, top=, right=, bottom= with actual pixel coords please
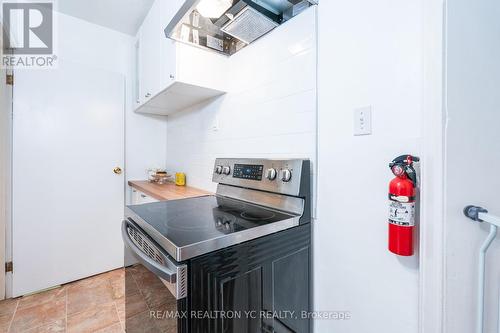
left=137, top=0, right=164, bottom=104
left=135, top=0, right=227, bottom=115
left=159, top=0, right=179, bottom=89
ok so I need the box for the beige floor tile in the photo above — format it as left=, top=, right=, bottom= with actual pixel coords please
left=132, top=268, right=172, bottom=310
left=121, top=293, right=148, bottom=323
left=10, top=297, right=65, bottom=332
left=67, top=302, right=119, bottom=333
left=0, top=269, right=140, bottom=333
left=24, top=319, right=66, bottom=333
left=68, top=273, right=109, bottom=291
left=103, top=269, right=124, bottom=283
left=0, top=313, right=14, bottom=333
left=140, top=283, right=173, bottom=309
left=133, top=270, right=163, bottom=291
left=126, top=265, right=148, bottom=279
left=114, top=299, right=125, bottom=327
left=67, top=280, right=113, bottom=315
left=125, top=311, right=159, bottom=333
left=0, top=299, right=18, bottom=316
left=150, top=302, right=178, bottom=333
left=18, top=287, right=66, bottom=311
left=125, top=273, right=139, bottom=297
left=94, top=322, right=124, bottom=333
left=0, top=298, right=18, bottom=332
left=109, top=279, right=124, bottom=300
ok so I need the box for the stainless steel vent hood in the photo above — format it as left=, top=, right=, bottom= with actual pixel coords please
left=165, top=0, right=317, bottom=56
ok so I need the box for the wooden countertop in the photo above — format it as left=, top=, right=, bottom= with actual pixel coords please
left=128, top=180, right=212, bottom=201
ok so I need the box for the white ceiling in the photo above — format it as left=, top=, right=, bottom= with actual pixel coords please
left=57, top=0, right=155, bottom=36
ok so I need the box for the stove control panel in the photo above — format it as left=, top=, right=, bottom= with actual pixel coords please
left=233, top=164, right=263, bottom=181
left=212, top=158, right=309, bottom=197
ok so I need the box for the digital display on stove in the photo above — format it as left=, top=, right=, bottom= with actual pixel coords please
left=233, top=164, right=264, bottom=181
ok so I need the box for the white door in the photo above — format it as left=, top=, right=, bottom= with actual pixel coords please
left=12, top=61, right=125, bottom=297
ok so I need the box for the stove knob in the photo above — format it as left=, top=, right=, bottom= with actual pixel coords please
left=266, top=168, right=277, bottom=181
left=215, top=165, right=223, bottom=174
left=280, top=169, right=292, bottom=182
left=222, top=166, right=231, bottom=175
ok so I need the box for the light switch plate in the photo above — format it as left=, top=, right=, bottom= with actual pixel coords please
left=353, top=106, right=372, bottom=136
left=211, top=116, right=220, bottom=132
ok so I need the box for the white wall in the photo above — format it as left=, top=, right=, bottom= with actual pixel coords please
left=444, top=0, right=500, bottom=332
left=53, top=12, right=167, bottom=195
left=316, top=1, right=423, bottom=332
left=165, top=8, right=317, bottom=193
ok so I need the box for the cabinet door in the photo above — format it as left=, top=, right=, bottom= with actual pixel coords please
left=160, top=0, right=183, bottom=87
left=131, top=188, right=159, bottom=205
left=131, top=188, right=139, bottom=205
left=134, top=39, right=141, bottom=106
left=160, top=31, right=177, bottom=88
left=139, top=0, right=162, bottom=102
left=137, top=25, right=148, bottom=104
left=138, top=191, right=159, bottom=204
left=137, top=0, right=186, bottom=104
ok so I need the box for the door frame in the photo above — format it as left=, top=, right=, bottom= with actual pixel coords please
left=419, top=0, right=446, bottom=332
left=0, top=67, right=13, bottom=300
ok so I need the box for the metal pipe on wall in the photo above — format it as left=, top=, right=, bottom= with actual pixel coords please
left=477, top=224, right=497, bottom=333
left=498, top=288, right=500, bottom=333
left=464, top=206, right=500, bottom=333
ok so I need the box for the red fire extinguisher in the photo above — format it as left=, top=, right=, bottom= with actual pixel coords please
left=388, top=155, right=419, bottom=256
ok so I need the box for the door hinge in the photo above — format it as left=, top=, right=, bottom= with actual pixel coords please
left=6, top=74, right=13, bottom=86
left=5, top=262, right=13, bottom=273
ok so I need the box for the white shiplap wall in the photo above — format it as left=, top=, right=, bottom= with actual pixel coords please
left=315, top=1, right=422, bottom=332
left=166, top=7, right=317, bottom=193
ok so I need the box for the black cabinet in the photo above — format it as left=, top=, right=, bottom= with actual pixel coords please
left=189, top=224, right=311, bottom=333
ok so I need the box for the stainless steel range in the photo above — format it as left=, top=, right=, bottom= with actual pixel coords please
left=122, top=158, right=311, bottom=333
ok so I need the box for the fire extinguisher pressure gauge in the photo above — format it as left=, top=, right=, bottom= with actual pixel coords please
left=391, top=165, right=405, bottom=177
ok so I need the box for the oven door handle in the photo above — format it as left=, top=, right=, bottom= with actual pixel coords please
left=121, top=219, right=177, bottom=283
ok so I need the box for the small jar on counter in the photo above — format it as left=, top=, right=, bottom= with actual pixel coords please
left=175, top=172, right=186, bottom=186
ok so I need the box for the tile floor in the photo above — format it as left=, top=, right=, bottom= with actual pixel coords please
left=0, top=267, right=136, bottom=333
left=0, top=265, right=177, bottom=333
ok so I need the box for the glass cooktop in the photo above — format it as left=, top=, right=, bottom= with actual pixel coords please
left=126, top=195, right=299, bottom=261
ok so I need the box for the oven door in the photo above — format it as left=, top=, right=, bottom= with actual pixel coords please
left=122, top=219, right=189, bottom=333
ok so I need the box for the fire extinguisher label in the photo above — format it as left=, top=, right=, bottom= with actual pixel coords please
left=388, top=201, right=415, bottom=226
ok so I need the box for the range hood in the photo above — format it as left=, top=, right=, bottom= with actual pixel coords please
left=165, top=0, right=317, bottom=56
